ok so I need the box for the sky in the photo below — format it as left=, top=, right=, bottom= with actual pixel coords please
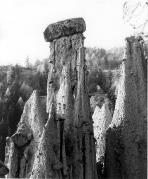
left=0, top=0, right=140, bottom=66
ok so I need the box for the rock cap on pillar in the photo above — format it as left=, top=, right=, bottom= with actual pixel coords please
left=44, top=17, right=86, bottom=42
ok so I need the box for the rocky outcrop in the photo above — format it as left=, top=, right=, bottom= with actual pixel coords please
left=30, top=100, right=63, bottom=178
left=7, top=90, right=47, bottom=178
left=44, top=17, right=86, bottom=42
left=92, top=98, right=112, bottom=178
left=32, top=17, right=97, bottom=179
left=92, top=99, right=112, bottom=162
left=104, top=36, right=147, bottom=179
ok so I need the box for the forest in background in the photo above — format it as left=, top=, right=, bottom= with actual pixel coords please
left=0, top=46, right=123, bottom=138
left=0, top=47, right=123, bottom=103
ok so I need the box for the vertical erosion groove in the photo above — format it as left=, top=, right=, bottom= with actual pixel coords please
left=104, top=36, right=147, bottom=179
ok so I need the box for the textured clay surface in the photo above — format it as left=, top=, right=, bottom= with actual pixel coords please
left=104, top=36, right=147, bottom=179
left=44, top=17, right=86, bottom=42
left=7, top=91, right=47, bottom=178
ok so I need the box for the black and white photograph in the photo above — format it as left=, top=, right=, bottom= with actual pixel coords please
left=0, top=0, right=147, bottom=178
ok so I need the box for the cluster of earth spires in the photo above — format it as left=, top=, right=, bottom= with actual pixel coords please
left=0, top=17, right=147, bottom=179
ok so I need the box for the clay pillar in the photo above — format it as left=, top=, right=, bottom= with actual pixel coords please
left=7, top=90, right=47, bottom=178
left=104, top=36, right=147, bottom=179
left=42, top=17, right=98, bottom=179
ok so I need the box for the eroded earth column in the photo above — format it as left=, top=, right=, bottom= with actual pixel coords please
left=32, top=17, right=98, bottom=179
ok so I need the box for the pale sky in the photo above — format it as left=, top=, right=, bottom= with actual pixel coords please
left=0, top=0, right=136, bottom=66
